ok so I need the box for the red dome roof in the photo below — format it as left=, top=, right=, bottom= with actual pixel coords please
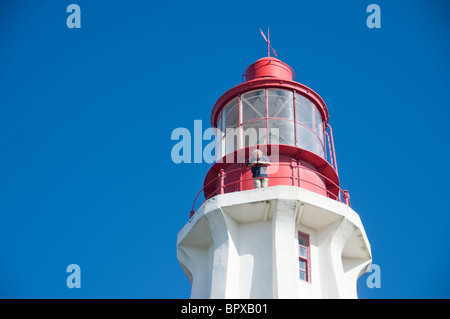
left=244, top=57, right=294, bottom=82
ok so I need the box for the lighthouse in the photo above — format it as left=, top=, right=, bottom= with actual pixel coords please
left=177, top=51, right=372, bottom=298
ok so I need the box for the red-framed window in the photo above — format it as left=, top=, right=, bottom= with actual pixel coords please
left=216, top=88, right=326, bottom=160
left=298, top=231, right=310, bottom=282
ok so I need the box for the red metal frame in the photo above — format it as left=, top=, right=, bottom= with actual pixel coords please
left=293, top=92, right=298, bottom=149
left=265, top=89, right=269, bottom=145
left=216, top=88, right=326, bottom=161
left=238, top=95, right=242, bottom=149
left=211, top=78, right=329, bottom=130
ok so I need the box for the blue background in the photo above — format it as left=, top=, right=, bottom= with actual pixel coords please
left=0, top=0, right=449, bottom=298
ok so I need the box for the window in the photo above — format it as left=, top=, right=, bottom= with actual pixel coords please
left=241, top=90, right=266, bottom=122
left=267, top=89, right=295, bottom=145
left=269, top=119, right=294, bottom=145
left=296, top=124, right=316, bottom=153
left=295, top=93, right=325, bottom=158
left=216, top=89, right=325, bottom=158
left=298, top=232, right=310, bottom=282
left=267, top=89, right=294, bottom=120
left=242, top=120, right=267, bottom=147
left=223, top=97, right=239, bottom=130
left=295, top=93, right=314, bottom=130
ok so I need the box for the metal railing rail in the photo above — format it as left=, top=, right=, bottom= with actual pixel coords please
left=190, top=162, right=351, bottom=218
left=325, top=124, right=338, bottom=177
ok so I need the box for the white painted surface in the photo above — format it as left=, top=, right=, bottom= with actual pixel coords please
left=177, top=186, right=372, bottom=299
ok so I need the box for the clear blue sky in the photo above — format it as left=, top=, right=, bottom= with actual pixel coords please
left=0, top=0, right=449, bottom=298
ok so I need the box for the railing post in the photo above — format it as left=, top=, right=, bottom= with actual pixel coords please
left=290, top=159, right=297, bottom=186
left=343, top=190, right=350, bottom=206
left=218, top=169, right=226, bottom=194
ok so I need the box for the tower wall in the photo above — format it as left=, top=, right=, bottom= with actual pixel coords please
left=177, top=186, right=371, bottom=299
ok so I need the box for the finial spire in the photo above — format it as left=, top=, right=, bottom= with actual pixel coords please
left=260, top=27, right=277, bottom=57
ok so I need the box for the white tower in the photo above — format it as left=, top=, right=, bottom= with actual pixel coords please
left=177, top=55, right=372, bottom=299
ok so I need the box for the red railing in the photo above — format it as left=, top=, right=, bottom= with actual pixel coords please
left=325, top=124, right=338, bottom=177
left=189, top=162, right=351, bottom=218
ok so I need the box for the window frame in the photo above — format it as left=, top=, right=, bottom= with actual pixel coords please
left=217, top=89, right=326, bottom=158
left=298, top=231, right=311, bottom=282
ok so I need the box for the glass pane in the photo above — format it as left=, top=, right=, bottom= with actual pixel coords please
left=315, top=107, right=324, bottom=143
left=298, top=234, right=307, bottom=246
left=216, top=112, right=224, bottom=159
left=223, top=126, right=240, bottom=154
left=224, top=97, right=239, bottom=130
left=268, top=89, right=294, bottom=120
left=316, top=137, right=324, bottom=158
left=268, top=119, right=294, bottom=145
left=216, top=135, right=224, bottom=159
left=299, top=246, right=307, bottom=258
left=241, top=120, right=267, bottom=147
left=299, top=260, right=306, bottom=271
left=242, top=90, right=266, bottom=122
left=217, top=111, right=223, bottom=135
left=295, top=93, right=314, bottom=130
left=299, top=270, right=306, bottom=281
left=296, top=124, right=316, bottom=153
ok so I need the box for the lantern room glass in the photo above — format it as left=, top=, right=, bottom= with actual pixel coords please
left=242, top=90, right=266, bottom=123
left=217, top=88, right=325, bottom=158
left=268, top=89, right=294, bottom=120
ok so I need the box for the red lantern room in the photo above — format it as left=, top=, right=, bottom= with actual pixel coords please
left=190, top=55, right=347, bottom=216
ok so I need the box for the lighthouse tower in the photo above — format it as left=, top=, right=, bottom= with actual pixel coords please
left=177, top=53, right=372, bottom=299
